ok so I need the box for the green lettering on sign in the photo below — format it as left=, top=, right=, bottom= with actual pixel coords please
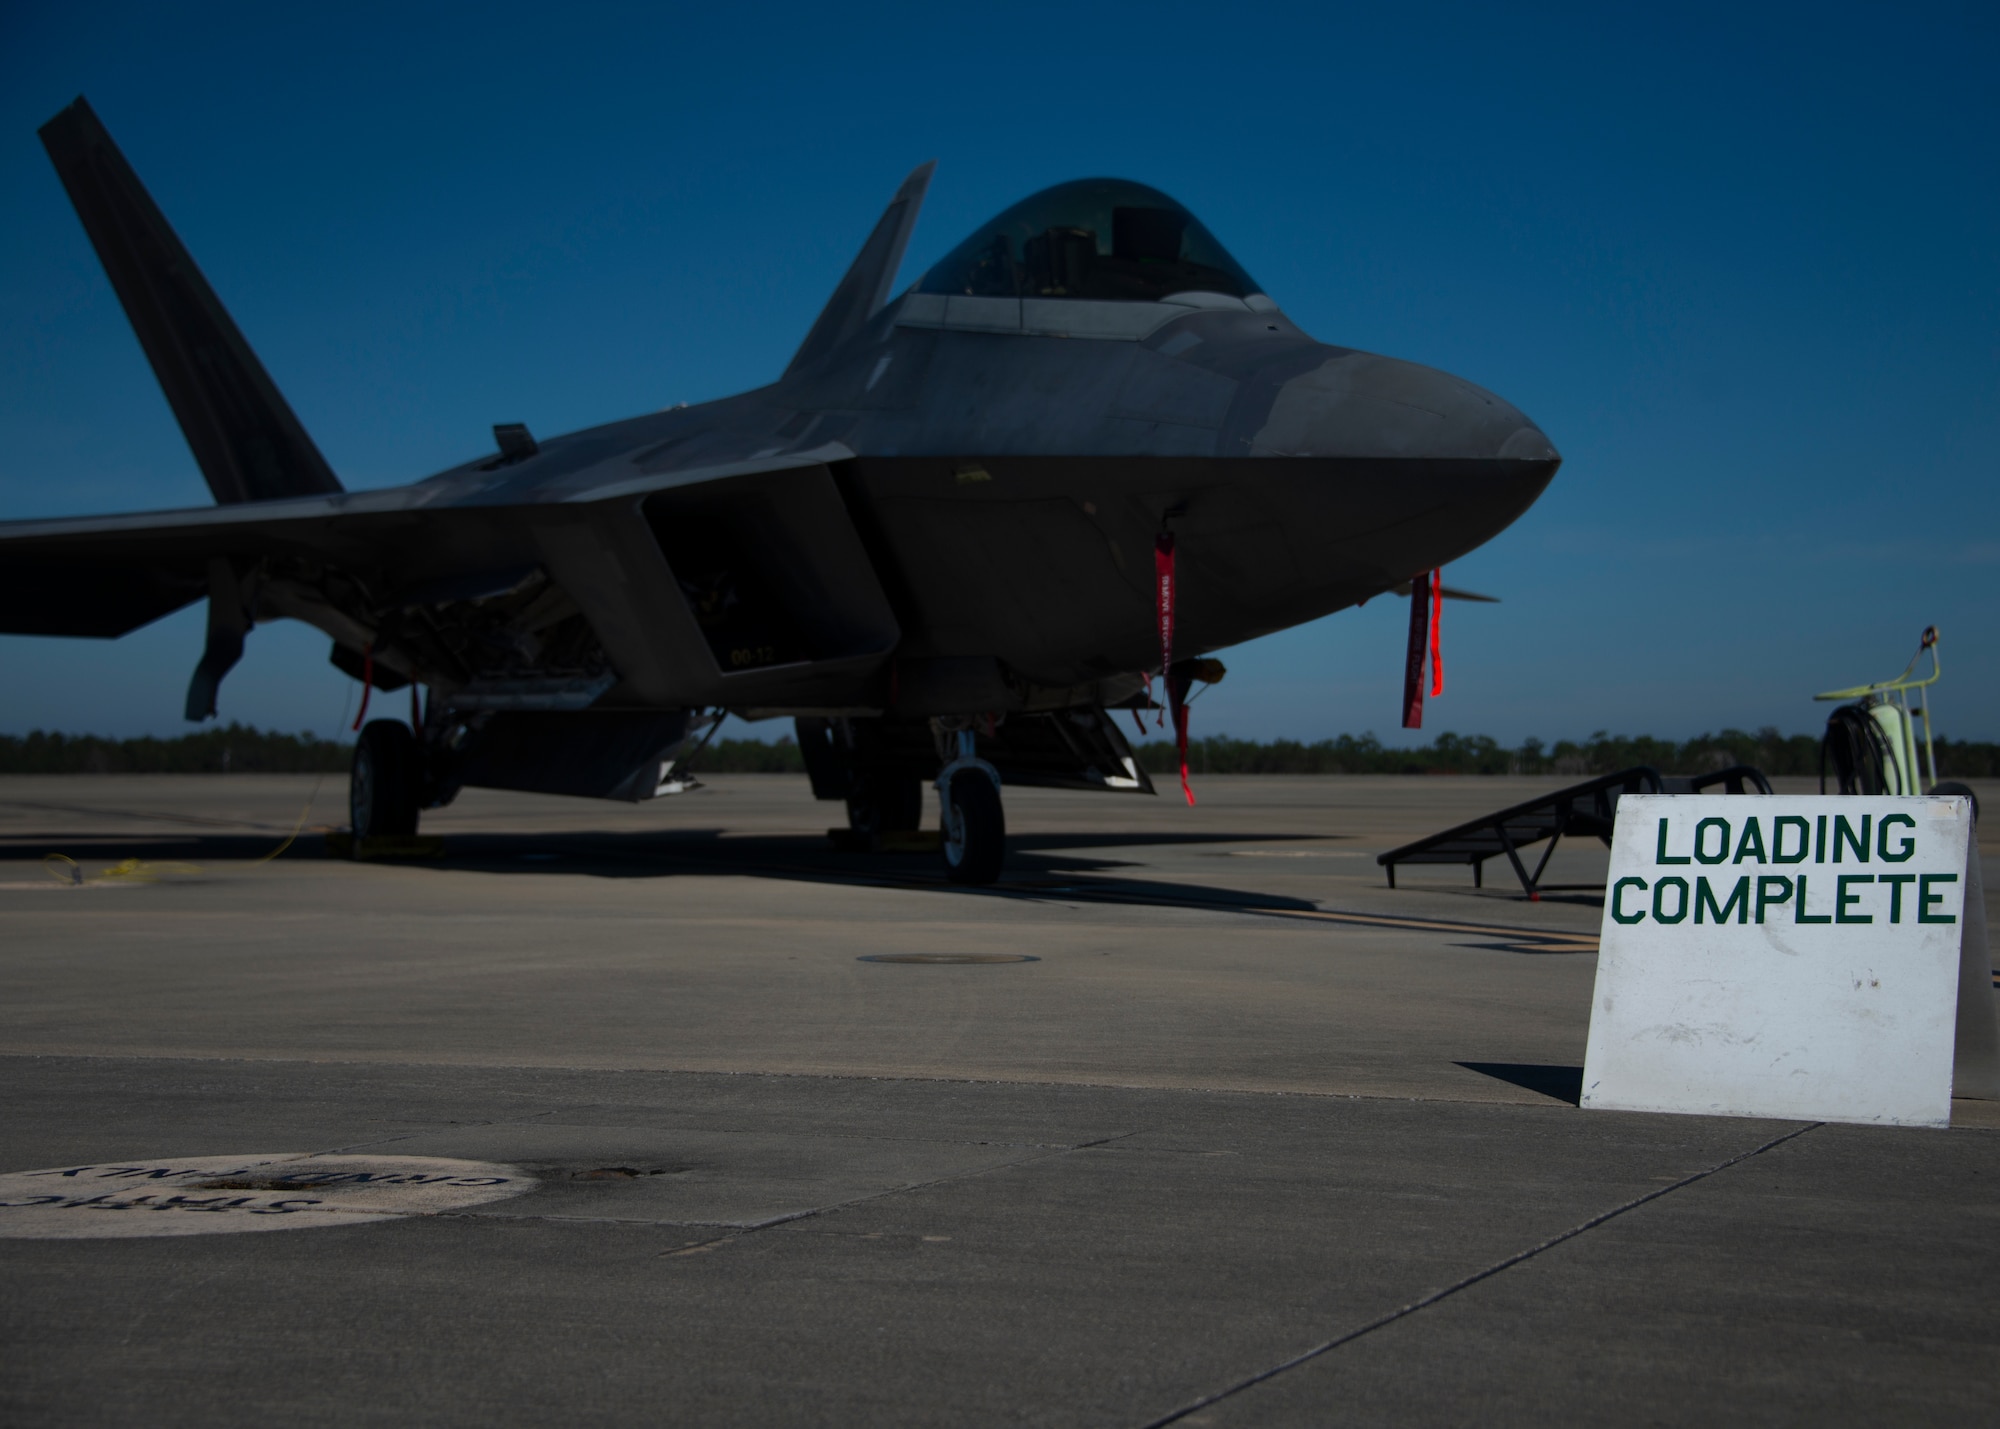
left=1655, top=818, right=1689, bottom=866
left=1693, top=818, right=1730, bottom=866
left=1877, top=814, right=1916, bottom=863
left=1918, top=873, right=1958, bottom=925
left=1879, top=873, right=1915, bottom=923
left=1611, top=877, right=1649, bottom=925
left=1695, top=876, right=1749, bottom=924
left=1731, top=818, right=1767, bottom=865
left=1772, top=817, right=1810, bottom=865
left=1755, top=876, right=1792, bottom=923
left=1832, top=815, right=1870, bottom=864
left=1835, top=874, right=1874, bottom=924
left=1794, top=875, right=1831, bottom=924
left=1652, top=876, right=1689, bottom=924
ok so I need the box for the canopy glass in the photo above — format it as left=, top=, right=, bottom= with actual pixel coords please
left=915, top=179, right=1260, bottom=302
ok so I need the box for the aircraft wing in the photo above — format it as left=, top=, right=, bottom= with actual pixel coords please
left=0, top=487, right=502, bottom=638
left=0, top=442, right=862, bottom=634
left=0, top=442, right=900, bottom=718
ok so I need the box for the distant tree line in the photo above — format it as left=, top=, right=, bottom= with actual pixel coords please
left=0, top=724, right=352, bottom=774
left=2, top=724, right=1994, bottom=779
left=1132, top=728, right=2000, bottom=779
left=696, top=738, right=809, bottom=773
left=0, top=727, right=814, bottom=776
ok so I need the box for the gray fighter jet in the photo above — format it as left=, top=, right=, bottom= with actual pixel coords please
left=1, top=98, right=1560, bottom=883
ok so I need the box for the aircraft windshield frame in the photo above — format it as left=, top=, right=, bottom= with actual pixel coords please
left=915, top=179, right=1261, bottom=303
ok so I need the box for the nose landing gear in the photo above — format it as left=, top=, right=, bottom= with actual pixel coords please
left=796, top=714, right=1013, bottom=880
left=936, top=726, right=1005, bottom=885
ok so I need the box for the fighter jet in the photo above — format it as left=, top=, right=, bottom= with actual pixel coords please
left=1, top=98, right=1560, bottom=884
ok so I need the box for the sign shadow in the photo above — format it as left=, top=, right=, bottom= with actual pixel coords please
left=1457, top=1061, right=1584, bottom=1105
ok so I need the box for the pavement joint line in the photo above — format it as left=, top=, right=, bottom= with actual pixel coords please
left=377, top=1113, right=1093, bottom=1154
left=4, top=800, right=299, bottom=833
left=359, top=1104, right=1105, bottom=1153
left=312, top=1106, right=573, bottom=1157
left=448, top=1211, right=764, bottom=1229
left=0, top=1051, right=1598, bottom=1111
left=0, top=885, right=1599, bottom=950
left=1136, top=1120, right=1825, bottom=1428
left=425, top=1133, right=1148, bottom=1241
left=52, top=825, right=1599, bottom=943
left=0, top=839, right=1602, bottom=948
left=720, top=1131, right=1144, bottom=1236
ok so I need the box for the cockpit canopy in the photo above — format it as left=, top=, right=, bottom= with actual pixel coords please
left=915, top=178, right=1261, bottom=304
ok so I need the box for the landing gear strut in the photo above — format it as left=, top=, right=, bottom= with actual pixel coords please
left=937, top=727, right=1004, bottom=885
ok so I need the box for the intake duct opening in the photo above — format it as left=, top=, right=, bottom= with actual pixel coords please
left=640, top=465, right=899, bottom=683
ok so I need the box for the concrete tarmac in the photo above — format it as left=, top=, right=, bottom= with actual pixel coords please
left=2, top=773, right=1995, bottom=1424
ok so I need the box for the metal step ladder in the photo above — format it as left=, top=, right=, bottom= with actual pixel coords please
left=1376, top=765, right=1771, bottom=899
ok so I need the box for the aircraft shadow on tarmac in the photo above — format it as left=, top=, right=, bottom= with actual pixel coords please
left=3, top=827, right=1606, bottom=950
left=416, top=827, right=1334, bottom=919
left=0, top=827, right=1337, bottom=919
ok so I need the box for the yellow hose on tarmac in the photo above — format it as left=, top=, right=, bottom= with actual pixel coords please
left=42, top=772, right=328, bottom=884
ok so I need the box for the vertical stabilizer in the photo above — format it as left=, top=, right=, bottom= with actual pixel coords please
left=784, top=162, right=935, bottom=376
left=39, top=98, right=342, bottom=505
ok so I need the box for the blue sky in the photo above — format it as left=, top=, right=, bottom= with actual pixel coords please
left=2, top=1, right=1994, bottom=744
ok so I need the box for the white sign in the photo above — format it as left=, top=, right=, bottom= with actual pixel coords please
left=1581, top=795, right=1990, bottom=1128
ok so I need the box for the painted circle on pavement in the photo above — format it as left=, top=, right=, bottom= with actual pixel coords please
left=0, top=1152, right=534, bottom=1239
left=858, top=953, right=1040, bottom=964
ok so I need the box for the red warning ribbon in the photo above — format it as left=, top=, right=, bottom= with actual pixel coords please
left=1401, top=568, right=1446, bottom=728
left=1154, top=533, right=1176, bottom=727
left=1154, top=532, right=1196, bottom=803
left=1168, top=667, right=1195, bottom=806
left=1428, top=567, right=1444, bottom=698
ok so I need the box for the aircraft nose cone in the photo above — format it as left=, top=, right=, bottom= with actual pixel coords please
left=1255, top=351, right=1558, bottom=465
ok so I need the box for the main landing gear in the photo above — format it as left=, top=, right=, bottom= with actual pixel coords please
left=936, top=726, right=1005, bottom=885
left=350, top=720, right=421, bottom=839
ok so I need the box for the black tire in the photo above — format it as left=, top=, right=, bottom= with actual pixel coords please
left=1929, top=781, right=1980, bottom=824
left=351, top=720, right=420, bottom=841
left=940, top=769, right=1004, bottom=885
left=846, top=772, right=923, bottom=835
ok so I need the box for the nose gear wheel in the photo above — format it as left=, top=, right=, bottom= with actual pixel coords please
left=940, top=766, right=1004, bottom=885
